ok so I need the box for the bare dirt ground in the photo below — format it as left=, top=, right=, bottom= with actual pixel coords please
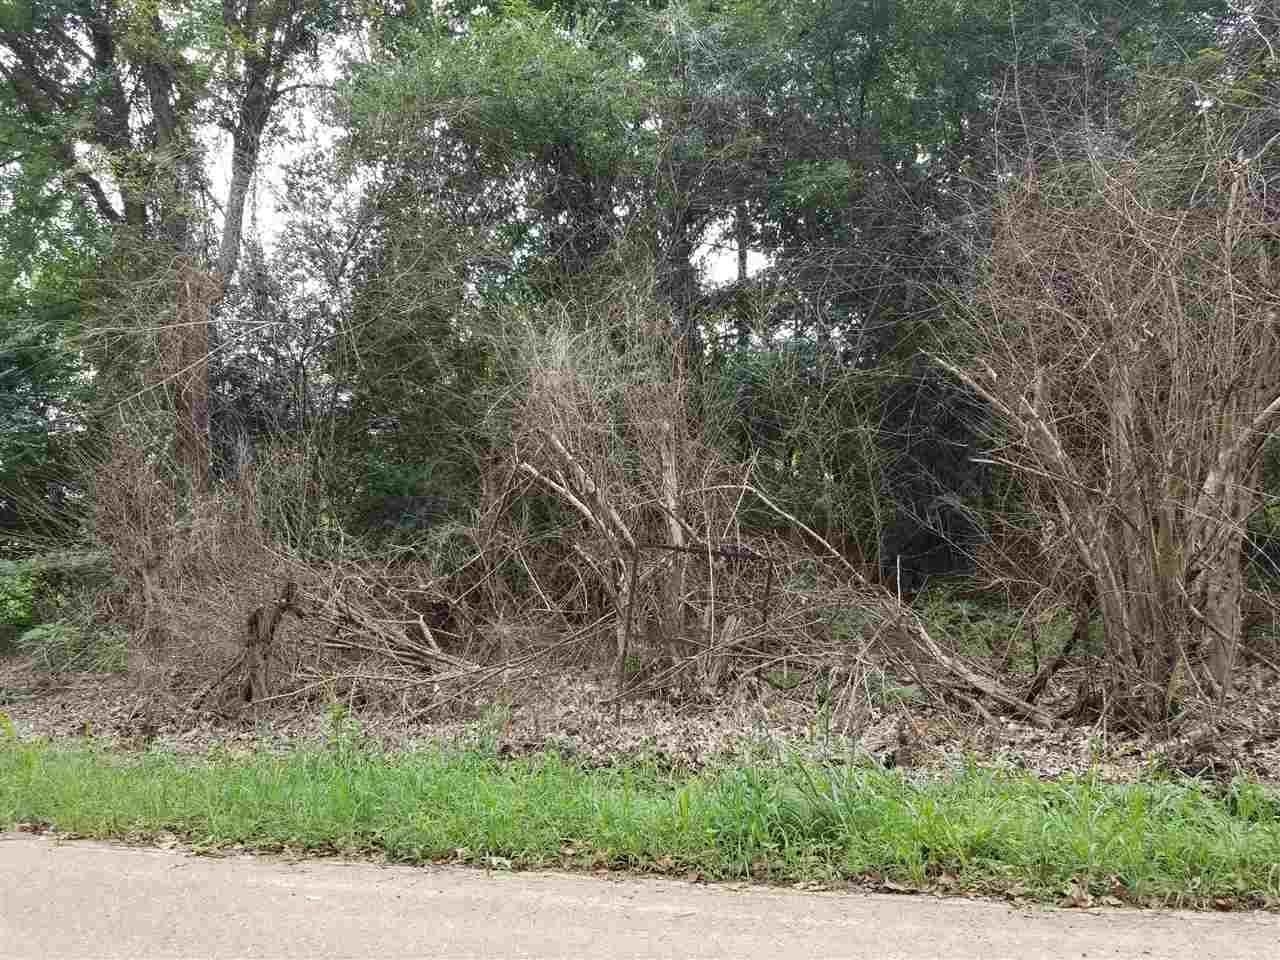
left=4, top=657, right=1280, bottom=783
left=2, top=832, right=1277, bottom=960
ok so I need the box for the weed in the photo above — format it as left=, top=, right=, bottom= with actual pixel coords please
left=16, top=621, right=127, bottom=673
left=763, top=669, right=802, bottom=691
left=863, top=669, right=925, bottom=708
left=467, top=702, right=513, bottom=755
left=917, top=586, right=1100, bottom=671
left=919, top=590, right=1023, bottom=659
left=324, top=701, right=370, bottom=755
left=1, top=735, right=1277, bottom=906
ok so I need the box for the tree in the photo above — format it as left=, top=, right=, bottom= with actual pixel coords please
left=338, top=0, right=1236, bottom=577
left=0, top=60, right=107, bottom=543
left=0, top=238, right=96, bottom=541
left=0, top=0, right=350, bottom=486
left=346, top=2, right=658, bottom=290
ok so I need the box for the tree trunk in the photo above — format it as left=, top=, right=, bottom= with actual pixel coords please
left=1199, top=545, right=1246, bottom=696
left=162, top=260, right=221, bottom=491
left=217, top=66, right=275, bottom=281
left=667, top=208, right=700, bottom=372
left=1188, top=457, right=1258, bottom=698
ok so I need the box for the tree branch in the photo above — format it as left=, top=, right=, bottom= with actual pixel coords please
left=69, top=168, right=125, bottom=224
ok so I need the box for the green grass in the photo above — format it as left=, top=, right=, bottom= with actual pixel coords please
left=2, top=718, right=1279, bottom=908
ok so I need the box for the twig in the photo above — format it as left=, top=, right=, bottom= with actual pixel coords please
left=893, top=612, right=1057, bottom=727
left=698, top=483, right=863, bottom=580
left=615, top=541, right=641, bottom=723
left=188, top=652, right=245, bottom=711
left=1023, top=590, right=1091, bottom=705
left=953, top=689, right=998, bottom=727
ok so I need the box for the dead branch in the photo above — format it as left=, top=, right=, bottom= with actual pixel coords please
left=242, top=580, right=305, bottom=702
left=1023, top=590, right=1091, bottom=705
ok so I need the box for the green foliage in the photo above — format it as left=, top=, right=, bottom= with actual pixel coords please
left=917, top=585, right=1093, bottom=669
left=0, top=0, right=1259, bottom=708
left=918, top=589, right=1025, bottom=658
left=0, top=552, right=115, bottom=661
left=763, top=669, right=801, bottom=691
left=2, top=736, right=1279, bottom=905
left=0, top=123, right=102, bottom=531
left=18, top=552, right=113, bottom=602
left=864, top=671, right=926, bottom=709
left=0, top=561, right=38, bottom=643
left=703, top=344, right=889, bottom=558
left=328, top=281, right=497, bottom=518
left=779, top=161, right=855, bottom=207
left=349, top=3, right=655, bottom=177
left=323, top=701, right=376, bottom=759
left=16, top=620, right=127, bottom=674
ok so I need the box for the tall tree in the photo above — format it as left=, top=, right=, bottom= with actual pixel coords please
left=0, top=0, right=350, bottom=485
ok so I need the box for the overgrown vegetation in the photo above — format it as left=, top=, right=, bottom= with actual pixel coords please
left=2, top=720, right=1278, bottom=907
left=0, top=553, right=118, bottom=668
left=2, top=2, right=1279, bottom=748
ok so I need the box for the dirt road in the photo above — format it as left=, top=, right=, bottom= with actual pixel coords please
left=1, top=833, right=1276, bottom=959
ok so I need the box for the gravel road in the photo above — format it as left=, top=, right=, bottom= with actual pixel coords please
left=1, top=833, right=1275, bottom=958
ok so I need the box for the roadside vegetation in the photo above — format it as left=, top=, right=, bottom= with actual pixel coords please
left=3, top=1, right=1280, bottom=910
left=3, top=711, right=1279, bottom=909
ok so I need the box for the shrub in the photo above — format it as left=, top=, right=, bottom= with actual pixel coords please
left=16, top=620, right=127, bottom=673
left=0, top=552, right=117, bottom=664
left=0, top=561, right=38, bottom=651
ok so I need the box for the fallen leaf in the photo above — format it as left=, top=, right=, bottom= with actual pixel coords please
left=1108, top=875, right=1130, bottom=901
left=1060, top=879, right=1093, bottom=909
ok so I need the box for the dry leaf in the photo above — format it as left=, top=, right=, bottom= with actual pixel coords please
left=1060, top=879, right=1093, bottom=909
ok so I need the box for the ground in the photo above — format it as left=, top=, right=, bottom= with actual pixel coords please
left=3, top=656, right=1280, bottom=784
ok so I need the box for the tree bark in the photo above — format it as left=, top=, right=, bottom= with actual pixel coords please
left=217, top=54, right=277, bottom=281
left=163, top=260, right=221, bottom=491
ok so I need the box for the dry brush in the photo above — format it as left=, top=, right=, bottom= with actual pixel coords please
left=939, top=150, right=1280, bottom=727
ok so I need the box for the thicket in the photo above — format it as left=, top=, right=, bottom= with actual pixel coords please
left=2, top=1, right=1278, bottom=735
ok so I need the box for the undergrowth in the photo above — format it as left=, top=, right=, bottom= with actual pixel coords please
left=0, top=553, right=120, bottom=669
left=1, top=715, right=1277, bottom=908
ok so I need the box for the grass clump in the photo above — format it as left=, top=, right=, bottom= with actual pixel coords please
left=1, top=722, right=1277, bottom=907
